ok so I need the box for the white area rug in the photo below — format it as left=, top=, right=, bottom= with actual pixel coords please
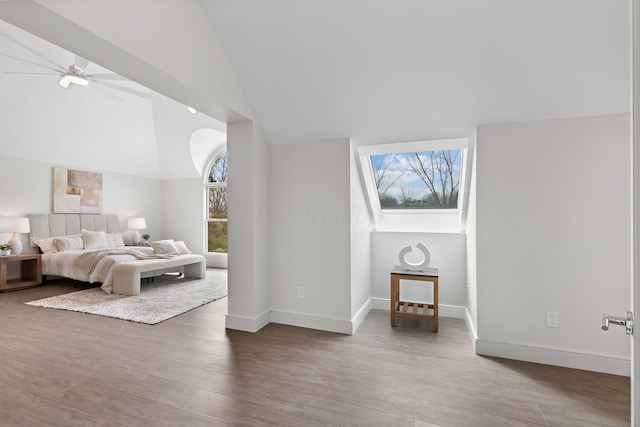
left=26, top=269, right=227, bottom=324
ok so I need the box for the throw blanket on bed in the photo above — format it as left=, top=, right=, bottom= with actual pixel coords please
left=76, top=248, right=177, bottom=277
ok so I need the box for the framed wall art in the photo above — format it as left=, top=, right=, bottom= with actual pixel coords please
left=53, top=167, right=103, bottom=214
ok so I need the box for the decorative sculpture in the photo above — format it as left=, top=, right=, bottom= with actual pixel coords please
left=398, top=242, right=431, bottom=270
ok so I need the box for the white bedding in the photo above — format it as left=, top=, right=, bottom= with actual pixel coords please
left=43, top=247, right=156, bottom=293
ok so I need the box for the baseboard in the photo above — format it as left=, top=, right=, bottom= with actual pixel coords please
left=370, top=297, right=467, bottom=319
left=464, top=307, right=478, bottom=341
left=270, top=310, right=354, bottom=335
left=227, top=300, right=371, bottom=335
left=227, top=298, right=462, bottom=335
left=475, top=339, right=630, bottom=377
left=351, top=299, right=372, bottom=334
left=225, top=310, right=270, bottom=333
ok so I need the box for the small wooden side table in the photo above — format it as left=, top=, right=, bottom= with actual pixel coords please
left=390, top=267, right=439, bottom=332
left=0, top=253, right=42, bottom=292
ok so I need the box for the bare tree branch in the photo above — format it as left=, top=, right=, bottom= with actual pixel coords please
left=404, top=150, right=459, bottom=208
left=371, top=155, right=405, bottom=198
left=407, top=152, right=442, bottom=207
left=208, top=152, right=228, bottom=218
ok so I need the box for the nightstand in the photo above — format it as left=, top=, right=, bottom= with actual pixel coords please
left=390, top=267, right=439, bottom=332
left=0, top=253, right=42, bottom=292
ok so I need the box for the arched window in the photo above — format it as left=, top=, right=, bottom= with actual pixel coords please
left=205, top=150, right=227, bottom=253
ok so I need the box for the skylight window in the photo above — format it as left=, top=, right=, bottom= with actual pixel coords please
left=358, top=138, right=469, bottom=232
left=371, top=149, right=462, bottom=210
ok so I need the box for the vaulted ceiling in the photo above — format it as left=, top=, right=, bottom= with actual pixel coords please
left=0, top=18, right=226, bottom=179
left=0, top=0, right=630, bottom=177
left=202, top=0, right=629, bottom=145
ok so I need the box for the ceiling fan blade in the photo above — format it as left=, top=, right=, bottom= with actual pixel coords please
left=0, top=33, right=64, bottom=69
left=3, top=71, right=60, bottom=75
left=89, top=73, right=130, bottom=81
left=0, top=52, right=63, bottom=73
left=74, top=55, right=90, bottom=70
left=91, top=79, right=151, bottom=99
left=90, top=84, right=125, bottom=104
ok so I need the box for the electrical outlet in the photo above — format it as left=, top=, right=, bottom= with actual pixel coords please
left=298, top=286, right=305, bottom=299
left=546, top=311, right=559, bottom=328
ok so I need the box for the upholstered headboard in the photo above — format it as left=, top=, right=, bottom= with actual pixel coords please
left=29, top=214, right=119, bottom=246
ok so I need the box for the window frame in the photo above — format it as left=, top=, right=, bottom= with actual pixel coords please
left=357, top=138, right=469, bottom=230
left=203, top=145, right=228, bottom=254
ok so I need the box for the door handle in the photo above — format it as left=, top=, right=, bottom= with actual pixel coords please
left=601, top=311, right=634, bottom=335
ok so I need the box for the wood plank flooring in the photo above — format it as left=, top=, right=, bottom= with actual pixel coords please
left=0, top=278, right=630, bottom=426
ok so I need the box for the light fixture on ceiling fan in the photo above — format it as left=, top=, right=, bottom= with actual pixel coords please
left=58, top=64, right=88, bottom=88
left=0, top=32, right=150, bottom=102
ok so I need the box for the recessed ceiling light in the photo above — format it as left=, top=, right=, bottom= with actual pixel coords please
left=186, top=106, right=197, bottom=114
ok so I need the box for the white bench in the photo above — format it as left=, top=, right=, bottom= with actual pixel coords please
left=111, top=254, right=206, bottom=296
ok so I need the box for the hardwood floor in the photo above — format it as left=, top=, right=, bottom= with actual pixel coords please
left=0, top=278, right=630, bottom=426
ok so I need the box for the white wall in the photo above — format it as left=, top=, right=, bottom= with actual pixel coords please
left=161, top=178, right=205, bottom=256
left=350, top=144, right=372, bottom=330
left=0, top=154, right=163, bottom=249
left=103, top=171, right=163, bottom=237
left=151, top=93, right=228, bottom=180
left=476, top=113, right=630, bottom=375
left=373, top=212, right=461, bottom=233
left=253, top=122, right=271, bottom=326
left=370, top=232, right=467, bottom=319
left=465, top=138, right=478, bottom=338
left=225, top=120, right=271, bottom=332
left=269, top=139, right=353, bottom=333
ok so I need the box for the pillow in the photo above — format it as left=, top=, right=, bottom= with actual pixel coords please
left=150, top=239, right=179, bottom=255
left=81, top=230, right=108, bottom=250
left=106, top=232, right=125, bottom=248
left=174, top=240, right=191, bottom=254
left=53, top=234, right=84, bottom=252
left=33, top=236, right=57, bottom=254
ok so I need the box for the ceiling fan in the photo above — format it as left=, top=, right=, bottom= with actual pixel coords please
left=0, top=32, right=150, bottom=102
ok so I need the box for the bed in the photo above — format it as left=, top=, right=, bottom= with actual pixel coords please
left=29, top=214, right=206, bottom=295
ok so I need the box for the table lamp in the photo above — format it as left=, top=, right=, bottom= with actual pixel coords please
left=128, top=217, right=146, bottom=245
left=0, top=217, right=30, bottom=255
